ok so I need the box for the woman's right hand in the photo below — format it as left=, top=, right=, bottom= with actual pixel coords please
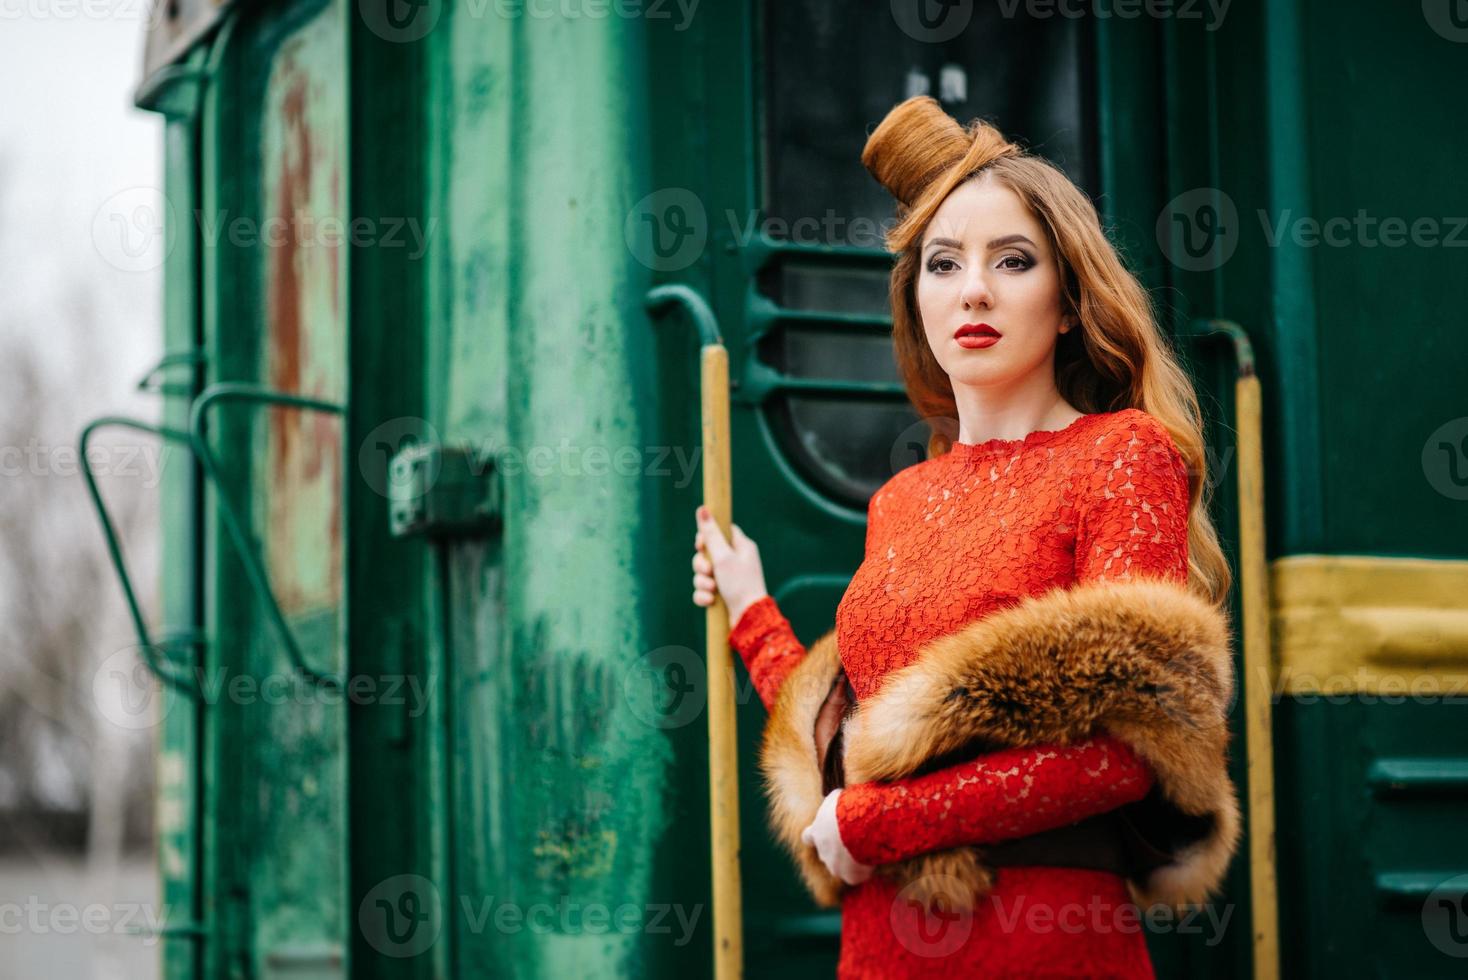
left=691, top=505, right=769, bottom=627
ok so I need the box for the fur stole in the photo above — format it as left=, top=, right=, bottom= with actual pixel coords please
left=758, top=576, right=1240, bottom=912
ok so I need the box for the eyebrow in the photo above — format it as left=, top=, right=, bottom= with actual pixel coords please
left=924, top=234, right=1036, bottom=252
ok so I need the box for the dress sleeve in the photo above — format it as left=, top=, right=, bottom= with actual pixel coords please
left=728, top=597, right=806, bottom=712
left=1074, top=412, right=1192, bottom=585
left=835, top=734, right=1156, bottom=866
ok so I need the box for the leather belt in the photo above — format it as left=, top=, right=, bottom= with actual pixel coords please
left=816, top=667, right=857, bottom=797
left=813, top=665, right=1172, bottom=880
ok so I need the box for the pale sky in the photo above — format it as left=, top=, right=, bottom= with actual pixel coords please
left=0, top=21, right=168, bottom=980
left=0, top=15, right=163, bottom=406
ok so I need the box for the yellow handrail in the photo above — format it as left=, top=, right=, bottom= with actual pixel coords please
left=647, top=284, right=743, bottom=978
left=1186, top=319, right=1278, bottom=979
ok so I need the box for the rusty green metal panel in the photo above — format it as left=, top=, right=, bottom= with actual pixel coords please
left=246, top=2, right=350, bottom=972
left=423, top=4, right=690, bottom=977
left=156, top=46, right=208, bottom=980
left=257, top=11, right=348, bottom=617
left=343, top=6, right=439, bottom=980
left=200, top=1, right=351, bottom=976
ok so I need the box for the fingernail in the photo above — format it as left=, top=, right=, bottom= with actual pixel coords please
left=697, top=506, right=708, bottom=519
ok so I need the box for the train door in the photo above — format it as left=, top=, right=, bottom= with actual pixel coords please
left=196, top=2, right=352, bottom=975
left=138, top=42, right=210, bottom=980
left=693, top=3, right=1251, bottom=977
left=416, top=3, right=699, bottom=977
left=1161, top=4, right=1468, bottom=977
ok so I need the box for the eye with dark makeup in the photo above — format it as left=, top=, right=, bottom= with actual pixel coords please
left=924, top=252, right=1034, bottom=274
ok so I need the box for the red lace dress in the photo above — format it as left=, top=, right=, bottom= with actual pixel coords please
left=730, top=408, right=1192, bottom=979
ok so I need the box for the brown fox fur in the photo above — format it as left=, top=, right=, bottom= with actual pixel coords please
left=758, top=575, right=1241, bottom=913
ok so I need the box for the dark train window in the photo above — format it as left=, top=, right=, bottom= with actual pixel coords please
left=756, top=2, right=1096, bottom=507
left=765, top=260, right=891, bottom=317
left=761, top=2, right=1096, bottom=241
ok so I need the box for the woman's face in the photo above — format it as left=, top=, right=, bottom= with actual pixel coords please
left=915, top=173, right=1071, bottom=391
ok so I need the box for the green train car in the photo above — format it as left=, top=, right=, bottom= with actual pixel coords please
left=85, top=1, right=1468, bottom=976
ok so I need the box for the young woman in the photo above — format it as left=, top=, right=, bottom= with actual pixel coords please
left=691, top=96, right=1237, bottom=978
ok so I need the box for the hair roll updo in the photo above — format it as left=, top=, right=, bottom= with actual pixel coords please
left=861, top=96, right=1231, bottom=606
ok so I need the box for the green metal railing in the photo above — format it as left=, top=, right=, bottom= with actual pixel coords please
left=82, top=379, right=350, bottom=696
left=80, top=417, right=206, bottom=699
left=189, top=382, right=346, bottom=690
left=136, top=349, right=205, bottom=398
left=731, top=234, right=903, bottom=405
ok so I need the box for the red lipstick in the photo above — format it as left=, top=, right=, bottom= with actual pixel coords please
left=954, top=323, right=1002, bottom=349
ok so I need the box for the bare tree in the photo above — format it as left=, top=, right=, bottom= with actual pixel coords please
left=0, top=244, right=159, bottom=855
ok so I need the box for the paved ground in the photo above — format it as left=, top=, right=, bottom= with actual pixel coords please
left=0, top=850, right=161, bottom=979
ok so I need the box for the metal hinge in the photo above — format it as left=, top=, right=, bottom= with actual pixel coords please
left=388, top=444, right=502, bottom=539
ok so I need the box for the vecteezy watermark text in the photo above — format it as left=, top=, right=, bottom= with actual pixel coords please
left=1259, top=209, right=1468, bottom=250
left=1159, top=188, right=1468, bottom=271
left=92, top=186, right=439, bottom=273
left=357, top=0, right=699, bottom=44
left=359, top=419, right=705, bottom=500
left=0, top=0, right=167, bottom=23
left=358, top=875, right=702, bottom=957
left=0, top=898, right=172, bottom=945
left=996, top=0, right=1231, bottom=30
left=889, top=874, right=1234, bottom=958
left=94, top=646, right=432, bottom=732
left=2, top=439, right=169, bottom=489
left=458, top=895, right=701, bottom=945
left=194, top=210, right=437, bottom=258
left=624, top=188, right=903, bottom=270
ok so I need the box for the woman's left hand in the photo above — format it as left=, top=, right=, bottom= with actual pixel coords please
left=801, top=789, right=874, bottom=886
